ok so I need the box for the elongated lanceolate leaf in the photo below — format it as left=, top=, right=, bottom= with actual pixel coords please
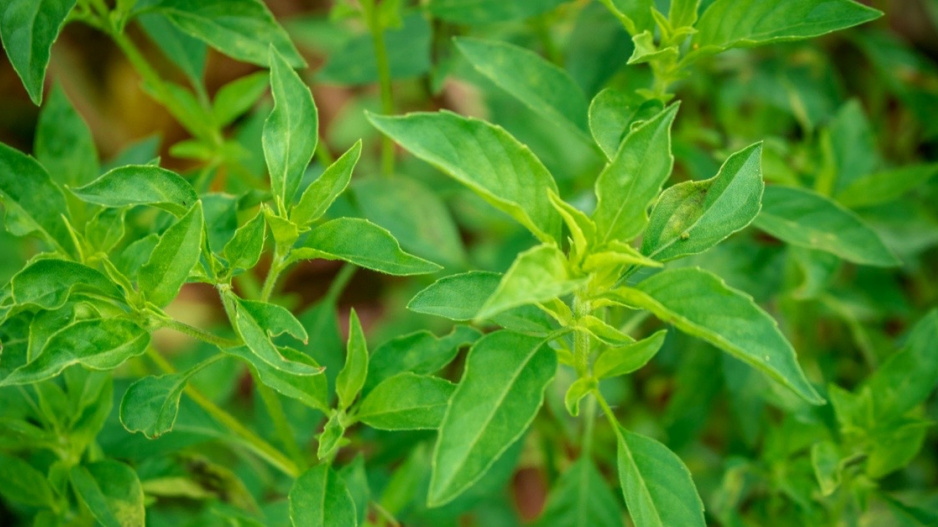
left=12, top=259, right=125, bottom=310
left=0, top=143, right=76, bottom=255
left=336, top=309, right=368, bottom=411
left=367, top=111, right=561, bottom=243
left=211, top=71, right=268, bottom=127
left=642, top=143, right=764, bottom=262
left=296, top=217, right=440, bottom=275
left=534, top=457, right=622, bottom=527
left=0, top=319, right=149, bottom=386
left=593, top=105, right=678, bottom=244
left=264, top=47, right=318, bottom=207
left=594, top=330, right=667, bottom=379
left=865, top=310, right=938, bottom=420
left=365, top=325, right=481, bottom=393
left=138, top=202, right=204, bottom=307
left=150, top=0, right=304, bottom=68
left=289, top=465, right=357, bottom=527
left=292, top=141, right=361, bottom=227
left=430, top=331, right=556, bottom=506
left=692, top=0, right=881, bottom=54
left=0, top=0, right=76, bottom=105
left=455, top=37, right=591, bottom=140
left=226, top=346, right=328, bottom=412
left=69, top=461, right=145, bottom=527
left=70, top=165, right=198, bottom=216
left=616, top=426, right=705, bottom=527
left=835, top=163, right=938, bottom=209
left=226, top=293, right=322, bottom=376
left=477, top=244, right=584, bottom=320
left=120, top=358, right=216, bottom=438
left=611, top=267, right=823, bottom=404
left=357, top=373, right=455, bottom=430
left=753, top=186, right=900, bottom=267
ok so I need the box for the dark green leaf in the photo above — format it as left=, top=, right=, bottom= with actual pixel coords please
left=835, top=163, right=938, bottom=209
left=336, top=309, right=368, bottom=411
left=120, top=358, right=215, bottom=438
left=223, top=211, right=266, bottom=272
left=212, top=71, right=269, bottom=127
left=139, top=13, right=207, bottom=86
left=429, top=331, right=556, bottom=506
left=226, top=345, right=328, bottom=412
left=227, top=293, right=323, bottom=376
left=0, top=452, right=56, bottom=507
left=12, top=259, right=125, bottom=310
left=139, top=202, right=204, bottom=307
left=865, top=310, right=938, bottom=419
left=365, top=325, right=481, bottom=393
left=357, top=373, right=455, bottom=430
left=289, top=465, right=357, bottom=527
left=0, top=0, right=76, bottom=104
left=317, top=13, right=430, bottom=84
left=35, top=84, right=99, bottom=188
left=70, top=460, right=145, bottom=527
left=428, top=0, right=564, bottom=24
left=534, top=457, right=621, bottom=527
left=70, top=165, right=198, bottom=216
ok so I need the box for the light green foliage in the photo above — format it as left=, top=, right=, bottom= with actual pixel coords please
left=594, top=330, right=667, bottom=379
left=0, top=0, right=76, bottom=104
left=227, top=292, right=323, bottom=376
left=138, top=202, right=204, bottom=307
left=289, top=465, right=357, bottom=527
left=357, top=373, right=455, bottom=430
left=226, top=345, right=328, bottom=411
left=211, top=72, right=269, bottom=127
left=71, top=165, right=199, bottom=217
left=336, top=309, right=368, bottom=411
left=11, top=260, right=125, bottom=310
left=223, top=211, right=266, bottom=272
left=69, top=461, right=145, bottom=527
left=365, top=325, right=481, bottom=393
left=36, top=85, right=99, bottom=188
left=292, top=141, right=362, bottom=227
left=120, top=359, right=213, bottom=438
left=754, top=186, right=900, bottom=267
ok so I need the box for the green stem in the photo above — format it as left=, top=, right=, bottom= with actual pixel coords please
left=156, top=316, right=240, bottom=349
left=325, top=263, right=358, bottom=303
left=362, top=0, right=396, bottom=177
left=260, top=252, right=286, bottom=302
left=255, top=381, right=307, bottom=470
left=573, top=295, right=592, bottom=378
left=582, top=395, right=597, bottom=457
left=594, top=388, right=619, bottom=429
left=145, top=348, right=300, bottom=477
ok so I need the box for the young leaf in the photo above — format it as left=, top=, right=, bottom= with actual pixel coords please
left=430, top=331, right=557, bottom=506
left=811, top=441, right=842, bottom=496
left=35, top=84, right=99, bottom=188
left=223, top=212, right=266, bottom=272
left=594, top=330, right=667, bottom=379
left=835, top=163, right=938, bottom=209
left=533, top=457, right=622, bottom=527
left=669, top=0, right=700, bottom=28
left=0, top=319, right=149, bottom=386
left=367, top=111, right=561, bottom=243
left=227, top=293, right=323, bottom=376
left=610, top=268, right=823, bottom=404
left=120, top=358, right=216, bottom=439
left=85, top=208, right=127, bottom=252
left=604, top=0, right=654, bottom=36
left=454, top=37, right=591, bottom=140
left=225, top=346, right=328, bottom=412
left=408, top=271, right=502, bottom=321
left=70, top=165, right=198, bottom=217
left=0, top=143, right=77, bottom=255
left=289, top=465, right=357, bottom=527
left=338, top=456, right=370, bottom=526
left=564, top=378, right=595, bottom=417
left=336, top=309, right=368, bottom=411
left=548, top=189, right=595, bottom=264
left=356, top=373, right=455, bottom=430
left=592, top=104, right=679, bottom=244
left=69, top=460, right=145, bottom=527
left=616, top=426, right=705, bottom=527
left=365, top=325, right=481, bottom=393
left=753, top=186, right=900, bottom=267
left=642, top=143, right=764, bottom=262
left=237, top=299, right=308, bottom=342
left=0, top=0, right=76, bottom=105
left=428, top=0, right=565, bottom=25
left=476, top=244, right=584, bottom=321
left=821, top=99, right=879, bottom=195
left=264, top=47, right=318, bottom=208
left=212, top=71, right=269, bottom=127
left=138, top=202, right=204, bottom=307
left=11, top=259, right=125, bottom=310
left=588, top=88, right=661, bottom=160
left=150, top=0, right=304, bottom=68
left=864, top=310, right=938, bottom=419
left=0, top=453, right=57, bottom=508
left=295, top=217, right=441, bottom=275
left=692, top=0, right=882, bottom=54
left=291, top=141, right=362, bottom=227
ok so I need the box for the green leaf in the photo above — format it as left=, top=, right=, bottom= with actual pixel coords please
left=669, top=0, right=699, bottom=28
left=70, top=165, right=198, bottom=216
left=240, top=300, right=307, bottom=342
left=641, top=143, right=764, bottom=262
left=616, top=426, right=705, bottom=527
left=367, top=110, right=561, bottom=243
left=548, top=189, right=595, bottom=264
left=291, top=141, right=362, bottom=227
left=11, top=259, right=125, bottom=310
left=0, top=143, right=76, bottom=255
left=120, top=358, right=215, bottom=439
left=365, top=325, right=481, bottom=393
left=753, top=186, right=900, bottom=267
left=454, top=37, right=591, bottom=140
left=35, top=84, right=99, bottom=188
left=336, top=309, right=368, bottom=411
left=606, top=0, right=654, bottom=36
left=0, top=452, right=56, bottom=507
left=533, top=457, right=622, bottom=527
left=693, top=0, right=882, bottom=54
left=810, top=441, right=842, bottom=496
left=212, top=71, right=269, bottom=127
left=592, top=104, right=678, bottom=244
left=227, top=293, right=323, bottom=376
left=264, top=47, right=318, bottom=207
left=226, top=345, right=328, bottom=412
left=835, top=163, right=938, bottom=209
left=0, top=0, right=76, bottom=105
left=139, top=202, right=204, bottom=307
left=429, top=331, right=556, bottom=506
left=295, top=217, right=441, bottom=275
left=564, top=378, right=595, bottom=417
left=582, top=240, right=661, bottom=273
left=610, top=268, right=823, bottom=404
left=0, top=319, right=149, bottom=386
left=627, top=31, right=679, bottom=66
left=588, top=88, right=662, bottom=160
left=866, top=419, right=930, bottom=478
left=338, top=456, right=370, bottom=526
left=138, top=12, right=207, bottom=86
left=357, top=373, right=455, bottom=430
left=594, top=330, right=667, bottom=379
left=317, top=412, right=346, bottom=461
left=150, top=0, right=304, bottom=68
left=69, top=460, right=145, bottom=527
left=477, top=244, right=584, bottom=321
left=85, top=208, right=127, bottom=253
left=428, top=0, right=565, bottom=25
left=289, top=465, right=357, bottom=527
left=864, top=310, right=938, bottom=419
left=223, top=211, right=266, bottom=272
left=820, top=100, right=880, bottom=196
